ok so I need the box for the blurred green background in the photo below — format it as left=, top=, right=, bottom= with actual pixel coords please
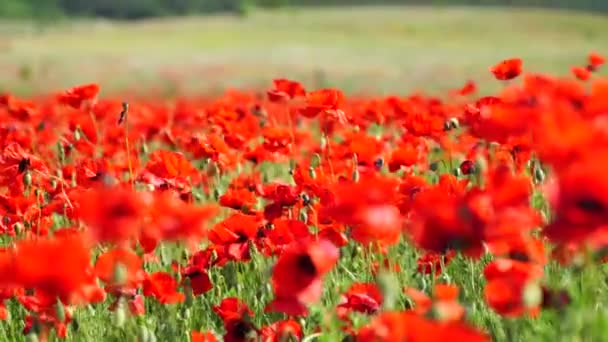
left=0, top=1, right=606, bottom=96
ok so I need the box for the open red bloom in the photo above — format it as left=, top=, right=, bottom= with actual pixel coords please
left=588, top=52, right=605, bottom=71
left=572, top=66, right=591, bottom=81
left=322, top=175, right=402, bottom=246
left=213, top=298, right=258, bottom=342
left=143, top=272, right=185, bottom=304
left=213, top=297, right=253, bottom=323
left=337, top=283, right=383, bottom=318
left=268, top=239, right=338, bottom=315
left=490, top=58, right=523, bottom=80
left=76, top=186, right=144, bottom=244
left=57, top=83, right=100, bottom=109
left=267, top=79, right=306, bottom=102
left=94, top=248, right=143, bottom=288
left=450, top=80, right=477, bottom=97
left=483, top=259, right=543, bottom=317
left=260, top=319, right=303, bottom=342
left=300, top=88, right=345, bottom=118
left=0, top=235, right=91, bottom=301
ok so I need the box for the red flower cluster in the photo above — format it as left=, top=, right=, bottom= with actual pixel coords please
left=0, top=52, right=605, bottom=340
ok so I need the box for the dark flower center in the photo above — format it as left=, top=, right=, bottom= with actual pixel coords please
left=575, top=197, right=605, bottom=214
left=296, top=254, right=317, bottom=276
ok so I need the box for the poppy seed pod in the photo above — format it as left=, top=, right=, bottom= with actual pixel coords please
left=74, top=126, right=82, bottom=141
left=429, top=161, right=439, bottom=172
left=534, top=165, right=546, bottom=184
left=55, top=298, right=66, bottom=323
left=352, top=169, right=360, bottom=182
left=307, top=167, right=316, bottom=179
left=23, top=170, right=32, bottom=187
left=299, top=210, right=308, bottom=223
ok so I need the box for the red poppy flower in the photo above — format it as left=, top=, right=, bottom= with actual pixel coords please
left=76, top=186, right=145, bottom=244
left=143, top=272, right=185, bottom=304
left=260, top=319, right=303, bottom=342
left=588, top=52, right=605, bottom=71
left=181, top=249, right=214, bottom=296
left=322, top=175, right=402, bottom=246
left=213, top=297, right=253, bottom=323
left=490, top=58, right=523, bottom=81
left=213, top=298, right=258, bottom=342
left=417, top=250, right=456, bottom=276
left=545, top=151, right=608, bottom=245
left=219, top=188, right=258, bottom=211
left=337, top=283, right=383, bottom=318
left=300, top=89, right=345, bottom=118
left=94, top=248, right=143, bottom=288
left=267, top=79, right=306, bottom=102
left=0, top=235, right=91, bottom=300
left=483, top=259, right=543, bottom=317
left=268, top=239, right=338, bottom=315
left=388, top=144, right=419, bottom=172
left=450, top=80, right=477, bottom=97
left=57, top=83, right=100, bottom=109
left=572, top=66, right=591, bottom=81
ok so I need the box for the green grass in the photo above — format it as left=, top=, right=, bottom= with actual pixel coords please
left=1, top=6, right=607, bottom=95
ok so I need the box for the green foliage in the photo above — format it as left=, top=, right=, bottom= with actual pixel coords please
left=1, top=0, right=607, bottom=19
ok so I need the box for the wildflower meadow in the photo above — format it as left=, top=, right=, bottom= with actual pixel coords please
left=1, top=5, right=608, bottom=342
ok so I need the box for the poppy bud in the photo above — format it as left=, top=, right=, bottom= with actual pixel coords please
left=352, top=169, right=360, bottom=182
left=523, top=281, right=542, bottom=309
left=299, top=210, right=308, bottom=223
left=50, top=179, right=57, bottom=191
left=213, top=189, right=220, bottom=201
left=449, top=118, right=460, bottom=129
left=534, top=165, right=545, bottom=184
left=140, top=140, right=149, bottom=155
left=56, top=142, right=65, bottom=164
left=71, top=172, right=77, bottom=187
left=23, top=171, right=32, bottom=187
left=74, top=126, right=82, bottom=141
left=308, top=167, right=316, bottom=179
left=320, top=136, right=328, bottom=150
left=452, top=167, right=462, bottom=177
left=55, top=298, right=66, bottom=323
left=301, top=193, right=312, bottom=206
left=429, top=161, right=439, bottom=172
left=311, top=153, right=322, bottom=168
left=13, top=222, right=22, bottom=235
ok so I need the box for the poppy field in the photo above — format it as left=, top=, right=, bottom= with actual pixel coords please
left=2, top=7, right=608, bottom=342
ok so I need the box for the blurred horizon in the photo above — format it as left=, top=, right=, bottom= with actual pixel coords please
left=1, top=3, right=606, bottom=96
